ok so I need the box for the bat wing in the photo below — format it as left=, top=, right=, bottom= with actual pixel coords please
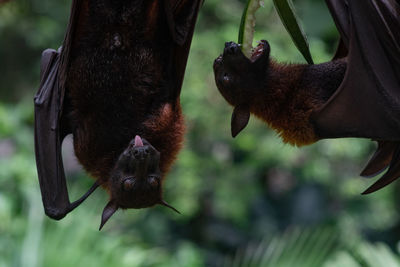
left=34, top=0, right=98, bottom=220
left=164, top=0, right=203, bottom=102
left=312, top=0, right=400, bottom=139
left=35, top=0, right=202, bottom=220
left=310, top=0, right=400, bottom=193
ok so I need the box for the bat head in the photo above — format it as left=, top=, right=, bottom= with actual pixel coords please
left=213, top=40, right=270, bottom=137
left=99, top=135, right=179, bottom=230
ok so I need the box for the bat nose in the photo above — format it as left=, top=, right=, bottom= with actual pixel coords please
left=224, top=42, right=240, bottom=55
left=133, top=147, right=150, bottom=159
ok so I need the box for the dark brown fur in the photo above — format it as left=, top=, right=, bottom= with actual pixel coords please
left=65, top=1, right=184, bottom=187
left=250, top=59, right=347, bottom=145
left=214, top=42, right=346, bottom=146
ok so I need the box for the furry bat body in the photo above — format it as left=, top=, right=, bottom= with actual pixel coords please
left=34, top=0, right=202, bottom=229
left=216, top=42, right=347, bottom=146
left=214, top=0, right=400, bottom=193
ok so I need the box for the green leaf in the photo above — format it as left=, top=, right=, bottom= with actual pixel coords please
left=238, top=0, right=264, bottom=58
left=225, top=227, right=341, bottom=267
left=273, top=0, right=314, bottom=64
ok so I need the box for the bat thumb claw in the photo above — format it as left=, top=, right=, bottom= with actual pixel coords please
left=159, top=200, right=181, bottom=214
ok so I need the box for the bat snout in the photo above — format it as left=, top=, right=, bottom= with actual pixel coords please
left=133, top=146, right=150, bottom=160
left=224, top=41, right=241, bottom=56
left=127, top=136, right=158, bottom=160
left=221, top=42, right=253, bottom=71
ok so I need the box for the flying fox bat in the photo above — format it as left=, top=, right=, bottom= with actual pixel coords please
left=213, top=0, right=400, bottom=194
left=34, top=0, right=202, bottom=230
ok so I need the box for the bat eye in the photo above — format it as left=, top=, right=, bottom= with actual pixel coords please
left=223, top=73, right=230, bottom=83
left=123, top=178, right=135, bottom=191
left=148, top=176, right=159, bottom=188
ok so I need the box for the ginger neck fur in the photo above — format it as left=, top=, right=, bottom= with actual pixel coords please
left=250, top=58, right=346, bottom=146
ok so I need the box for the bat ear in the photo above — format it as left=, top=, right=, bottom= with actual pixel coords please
left=231, top=105, right=250, bottom=138
left=99, top=200, right=118, bottom=231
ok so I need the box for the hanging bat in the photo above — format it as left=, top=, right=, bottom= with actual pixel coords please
left=34, top=0, right=202, bottom=230
left=213, top=0, right=400, bottom=194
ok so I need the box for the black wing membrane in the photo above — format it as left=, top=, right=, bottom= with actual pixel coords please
left=360, top=141, right=396, bottom=178
left=34, top=0, right=98, bottom=220
left=311, top=0, right=400, bottom=193
left=165, top=0, right=203, bottom=102
left=362, top=145, right=400, bottom=194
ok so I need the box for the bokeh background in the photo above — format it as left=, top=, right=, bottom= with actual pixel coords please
left=1, top=0, right=400, bottom=266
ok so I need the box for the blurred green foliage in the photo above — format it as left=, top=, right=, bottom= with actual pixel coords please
left=226, top=227, right=400, bottom=267
left=1, top=0, right=400, bottom=266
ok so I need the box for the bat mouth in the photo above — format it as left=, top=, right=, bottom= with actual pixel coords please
left=214, top=40, right=269, bottom=71
left=250, top=40, right=268, bottom=62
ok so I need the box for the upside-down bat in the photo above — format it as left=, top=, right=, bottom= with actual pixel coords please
left=34, top=0, right=202, bottom=230
left=213, top=0, right=400, bottom=194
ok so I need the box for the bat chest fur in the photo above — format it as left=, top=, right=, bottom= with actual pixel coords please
left=66, top=38, right=171, bottom=182
left=108, top=33, right=123, bottom=50
left=85, top=27, right=138, bottom=51
left=85, top=1, right=157, bottom=51
left=68, top=42, right=165, bottom=108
